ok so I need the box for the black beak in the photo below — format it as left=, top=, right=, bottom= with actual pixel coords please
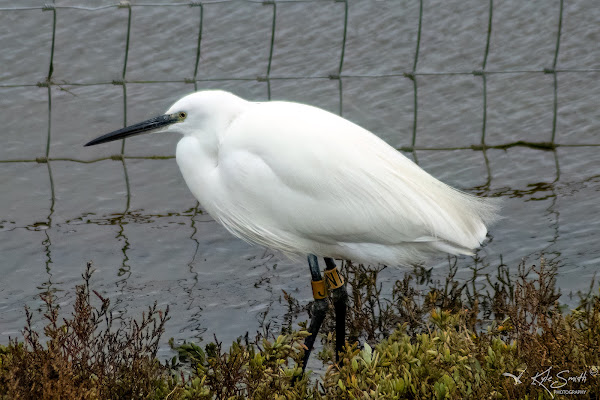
left=84, top=114, right=179, bottom=147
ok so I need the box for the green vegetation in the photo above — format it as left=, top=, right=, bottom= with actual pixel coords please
left=1, top=259, right=600, bottom=399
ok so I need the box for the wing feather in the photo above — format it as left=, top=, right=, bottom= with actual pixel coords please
left=214, top=101, right=499, bottom=259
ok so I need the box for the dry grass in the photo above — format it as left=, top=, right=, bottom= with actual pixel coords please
left=0, top=263, right=172, bottom=399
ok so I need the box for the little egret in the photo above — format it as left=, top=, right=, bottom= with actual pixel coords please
left=85, top=90, right=500, bottom=371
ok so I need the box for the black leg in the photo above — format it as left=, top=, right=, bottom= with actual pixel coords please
left=300, top=254, right=328, bottom=373
left=324, top=257, right=347, bottom=364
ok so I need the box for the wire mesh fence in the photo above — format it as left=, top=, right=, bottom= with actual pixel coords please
left=2, top=1, right=599, bottom=159
left=1, top=0, right=600, bottom=344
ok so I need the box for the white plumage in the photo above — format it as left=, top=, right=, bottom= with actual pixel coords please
left=169, top=90, right=499, bottom=266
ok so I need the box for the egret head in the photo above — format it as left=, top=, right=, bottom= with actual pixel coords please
left=84, top=90, right=246, bottom=147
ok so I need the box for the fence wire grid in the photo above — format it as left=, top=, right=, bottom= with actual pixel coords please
left=1, top=0, right=600, bottom=335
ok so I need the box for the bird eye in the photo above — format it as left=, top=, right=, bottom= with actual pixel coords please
left=178, top=111, right=187, bottom=120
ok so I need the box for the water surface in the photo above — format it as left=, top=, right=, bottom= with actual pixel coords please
left=1, top=1, right=599, bottom=369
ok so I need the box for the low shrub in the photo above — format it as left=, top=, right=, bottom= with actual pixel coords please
left=2, top=259, right=600, bottom=399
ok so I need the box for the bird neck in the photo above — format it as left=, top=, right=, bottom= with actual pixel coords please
left=175, top=135, right=220, bottom=208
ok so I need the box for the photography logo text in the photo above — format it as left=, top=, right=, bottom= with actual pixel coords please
left=503, top=365, right=598, bottom=397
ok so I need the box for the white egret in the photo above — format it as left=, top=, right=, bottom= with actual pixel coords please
left=85, top=90, right=500, bottom=370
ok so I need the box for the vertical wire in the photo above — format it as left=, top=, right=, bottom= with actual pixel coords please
left=192, top=3, right=204, bottom=92
left=45, top=87, right=52, bottom=159
left=121, top=4, right=132, bottom=82
left=266, top=1, right=277, bottom=100
left=46, top=6, right=56, bottom=80
left=120, top=3, right=132, bottom=155
left=480, top=0, right=494, bottom=192
left=337, top=0, right=348, bottom=116
left=189, top=3, right=204, bottom=287
left=118, top=3, right=133, bottom=283
left=550, top=0, right=563, bottom=144
left=481, top=74, right=488, bottom=145
left=552, top=0, right=563, bottom=70
left=44, top=4, right=57, bottom=158
left=410, top=0, right=423, bottom=164
left=480, top=0, right=493, bottom=146
left=411, top=0, right=423, bottom=74
left=120, top=3, right=132, bottom=213
left=46, top=88, right=54, bottom=213
left=546, top=1, right=564, bottom=263
left=40, top=2, right=57, bottom=298
left=482, top=0, right=493, bottom=71
left=337, top=0, right=348, bottom=75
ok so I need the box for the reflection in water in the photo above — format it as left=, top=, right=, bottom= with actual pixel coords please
left=181, top=202, right=204, bottom=341
left=37, top=85, right=54, bottom=299
left=543, top=151, right=561, bottom=264
left=116, top=158, right=131, bottom=284
left=38, top=116, right=58, bottom=305
left=116, top=223, right=130, bottom=279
